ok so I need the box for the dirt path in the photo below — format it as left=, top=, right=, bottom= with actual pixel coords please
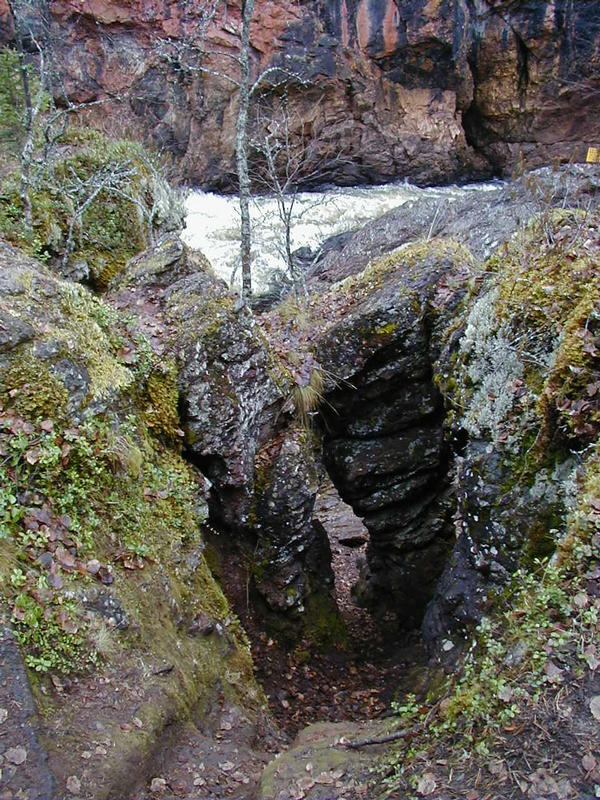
left=132, top=712, right=280, bottom=800
left=250, top=480, right=425, bottom=738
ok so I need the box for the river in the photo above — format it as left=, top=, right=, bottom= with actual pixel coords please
left=182, top=180, right=501, bottom=294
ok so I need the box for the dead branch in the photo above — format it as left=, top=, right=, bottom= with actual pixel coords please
left=336, top=725, right=421, bottom=750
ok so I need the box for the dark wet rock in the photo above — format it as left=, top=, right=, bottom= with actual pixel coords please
left=49, top=358, right=91, bottom=414
left=0, top=611, right=55, bottom=800
left=0, top=310, right=34, bottom=354
left=163, top=268, right=284, bottom=529
left=114, top=239, right=340, bottom=634
left=251, top=427, right=327, bottom=612
left=81, top=588, right=129, bottom=630
left=310, top=239, right=476, bottom=631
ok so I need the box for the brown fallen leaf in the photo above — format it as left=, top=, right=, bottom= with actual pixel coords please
left=582, top=753, right=597, bottom=772
left=590, top=695, right=600, bottom=721
left=417, top=772, right=437, bottom=796
left=296, top=776, right=315, bottom=792
left=0, top=708, right=8, bottom=724
left=25, top=447, right=41, bottom=465
left=57, top=608, right=78, bottom=634
left=150, top=777, right=166, bottom=795
left=544, top=660, right=563, bottom=684
left=55, top=546, right=76, bottom=570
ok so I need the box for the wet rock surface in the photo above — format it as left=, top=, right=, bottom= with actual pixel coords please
left=113, top=237, right=339, bottom=631
left=312, top=240, right=474, bottom=632
left=0, top=613, right=54, bottom=800
left=309, top=165, right=600, bottom=287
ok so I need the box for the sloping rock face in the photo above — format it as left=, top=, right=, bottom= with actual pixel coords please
left=285, top=165, right=600, bottom=639
left=1, top=0, right=598, bottom=187
left=0, top=240, right=269, bottom=799
left=424, top=201, right=600, bottom=644
left=309, top=165, right=600, bottom=287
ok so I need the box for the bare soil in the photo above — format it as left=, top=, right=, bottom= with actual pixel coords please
left=220, top=480, right=426, bottom=740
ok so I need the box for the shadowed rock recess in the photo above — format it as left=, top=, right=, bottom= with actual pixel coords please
left=315, top=240, right=471, bottom=632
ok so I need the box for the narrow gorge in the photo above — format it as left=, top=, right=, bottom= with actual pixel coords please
left=1, top=2, right=600, bottom=799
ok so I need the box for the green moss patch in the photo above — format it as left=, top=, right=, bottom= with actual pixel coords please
left=0, top=56, right=183, bottom=289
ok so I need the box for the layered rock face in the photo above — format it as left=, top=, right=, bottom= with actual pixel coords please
left=296, top=240, right=476, bottom=630
left=1, top=0, right=598, bottom=187
left=295, top=165, right=600, bottom=638
left=111, top=238, right=340, bottom=634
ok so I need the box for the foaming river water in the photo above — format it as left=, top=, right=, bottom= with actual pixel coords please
left=183, top=180, right=499, bottom=294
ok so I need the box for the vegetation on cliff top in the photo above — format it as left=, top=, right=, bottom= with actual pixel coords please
left=380, top=207, right=600, bottom=799
left=0, top=46, right=184, bottom=291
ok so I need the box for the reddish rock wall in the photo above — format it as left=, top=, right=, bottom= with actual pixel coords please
left=1, top=0, right=598, bottom=187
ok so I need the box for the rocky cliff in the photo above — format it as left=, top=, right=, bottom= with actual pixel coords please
left=2, top=136, right=600, bottom=796
left=1, top=0, right=598, bottom=188
left=258, top=163, right=600, bottom=799
left=0, top=239, right=275, bottom=799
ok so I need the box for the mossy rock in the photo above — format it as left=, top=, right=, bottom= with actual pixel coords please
left=0, top=244, right=266, bottom=797
left=260, top=719, right=393, bottom=800
left=0, top=104, right=182, bottom=289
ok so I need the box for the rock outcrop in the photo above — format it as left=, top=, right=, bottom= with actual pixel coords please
left=252, top=165, right=600, bottom=800
left=424, top=200, right=600, bottom=644
left=312, top=240, right=474, bottom=631
left=1, top=0, right=598, bottom=187
left=0, top=240, right=270, bottom=799
left=258, top=165, right=600, bottom=642
left=308, top=165, right=600, bottom=287
left=111, top=237, right=341, bottom=639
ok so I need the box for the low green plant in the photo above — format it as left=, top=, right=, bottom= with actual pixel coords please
left=0, top=388, right=205, bottom=676
left=381, top=448, right=600, bottom=795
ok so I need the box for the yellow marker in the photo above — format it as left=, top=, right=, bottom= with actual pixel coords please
left=587, top=147, right=600, bottom=163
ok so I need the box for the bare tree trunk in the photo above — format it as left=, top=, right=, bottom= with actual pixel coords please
left=236, top=0, right=254, bottom=301
left=7, top=0, right=35, bottom=235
